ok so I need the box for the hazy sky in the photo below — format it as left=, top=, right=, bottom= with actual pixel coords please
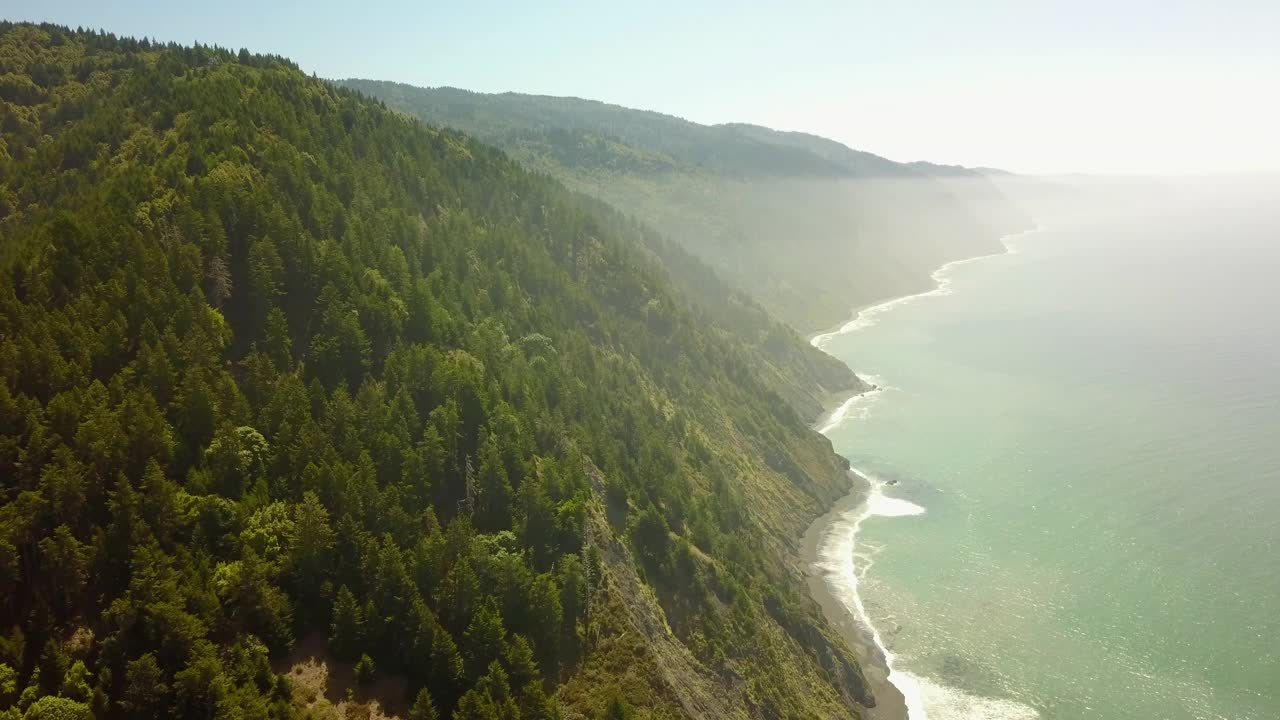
left=9, top=1, right=1280, bottom=174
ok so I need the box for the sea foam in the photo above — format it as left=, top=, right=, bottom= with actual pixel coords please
left=816, top=374, right=887, bottom=434
left=813, top=229, right=1043, bottom=720
left=810, top=229, right=1039, bottom=351
left=894, top=671, right=1041, bottom=720
left=813, top=473, right=922, bottom=709
left=816, top=470, right=1040, bottom=720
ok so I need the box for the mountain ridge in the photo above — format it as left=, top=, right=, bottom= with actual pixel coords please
left=341, top=79, right=1034, bottom=332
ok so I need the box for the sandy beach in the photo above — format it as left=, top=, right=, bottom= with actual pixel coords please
left=801, top=469, right=909, bottom=720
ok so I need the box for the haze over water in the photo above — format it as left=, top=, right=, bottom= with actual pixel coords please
left=818, top=181, right=1280, bottom=719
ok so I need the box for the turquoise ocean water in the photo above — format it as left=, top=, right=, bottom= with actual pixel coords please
left=813, top=186, right=1280, bottom=720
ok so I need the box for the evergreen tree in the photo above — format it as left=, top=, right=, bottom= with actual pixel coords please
left=353, top=654, right=376, bottom=686
left=475, top=432, right=512, bottom=531
left=462, top=597, right=506, bottom=681
left=121, top=654, right=169, bottom=720
left=408, top=688, right=439, bottom=720
left=330, top=585, right=364, bottom=661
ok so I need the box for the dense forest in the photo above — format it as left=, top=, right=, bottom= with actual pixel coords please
left=341, top=81, right=1032, bottom=332
left=0, top=23, right=879, bottom=720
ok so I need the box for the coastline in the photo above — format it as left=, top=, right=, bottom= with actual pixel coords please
left=801, top=229, right=1036, bottom=720
left=812, top=380, right=882, bottom=436
left=801, top=470, right=909, bottom=720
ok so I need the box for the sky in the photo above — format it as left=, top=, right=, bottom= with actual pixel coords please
left=8, top=1, right=1280, bottom=174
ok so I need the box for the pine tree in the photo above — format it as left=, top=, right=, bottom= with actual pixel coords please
left=331, top=585, right=364, bottom=661
left=121, top=654, right=169, bottom=720
left=474, top=432, right=511, bottom=531
left=354, top=654, right=376, bottom=686
left=463, top=597, right=506, bottom=681
left=408, top=688, right=439, bottom=720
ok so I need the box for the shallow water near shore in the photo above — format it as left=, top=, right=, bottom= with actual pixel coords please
left=816, top=191, right=1280, bottom=719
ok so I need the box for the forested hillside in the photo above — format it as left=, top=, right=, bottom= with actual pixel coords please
left=0, top=23, right=878, bottom=720
left=321, top=87, right=865, bottom=417
left=339, top=82, right=1032, bottom=332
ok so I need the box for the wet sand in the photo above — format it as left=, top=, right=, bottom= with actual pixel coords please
left=801, top=472, right=909, bottom=720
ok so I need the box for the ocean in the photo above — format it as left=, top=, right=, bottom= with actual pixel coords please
left=811, top=181, right=1280, bottom=720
